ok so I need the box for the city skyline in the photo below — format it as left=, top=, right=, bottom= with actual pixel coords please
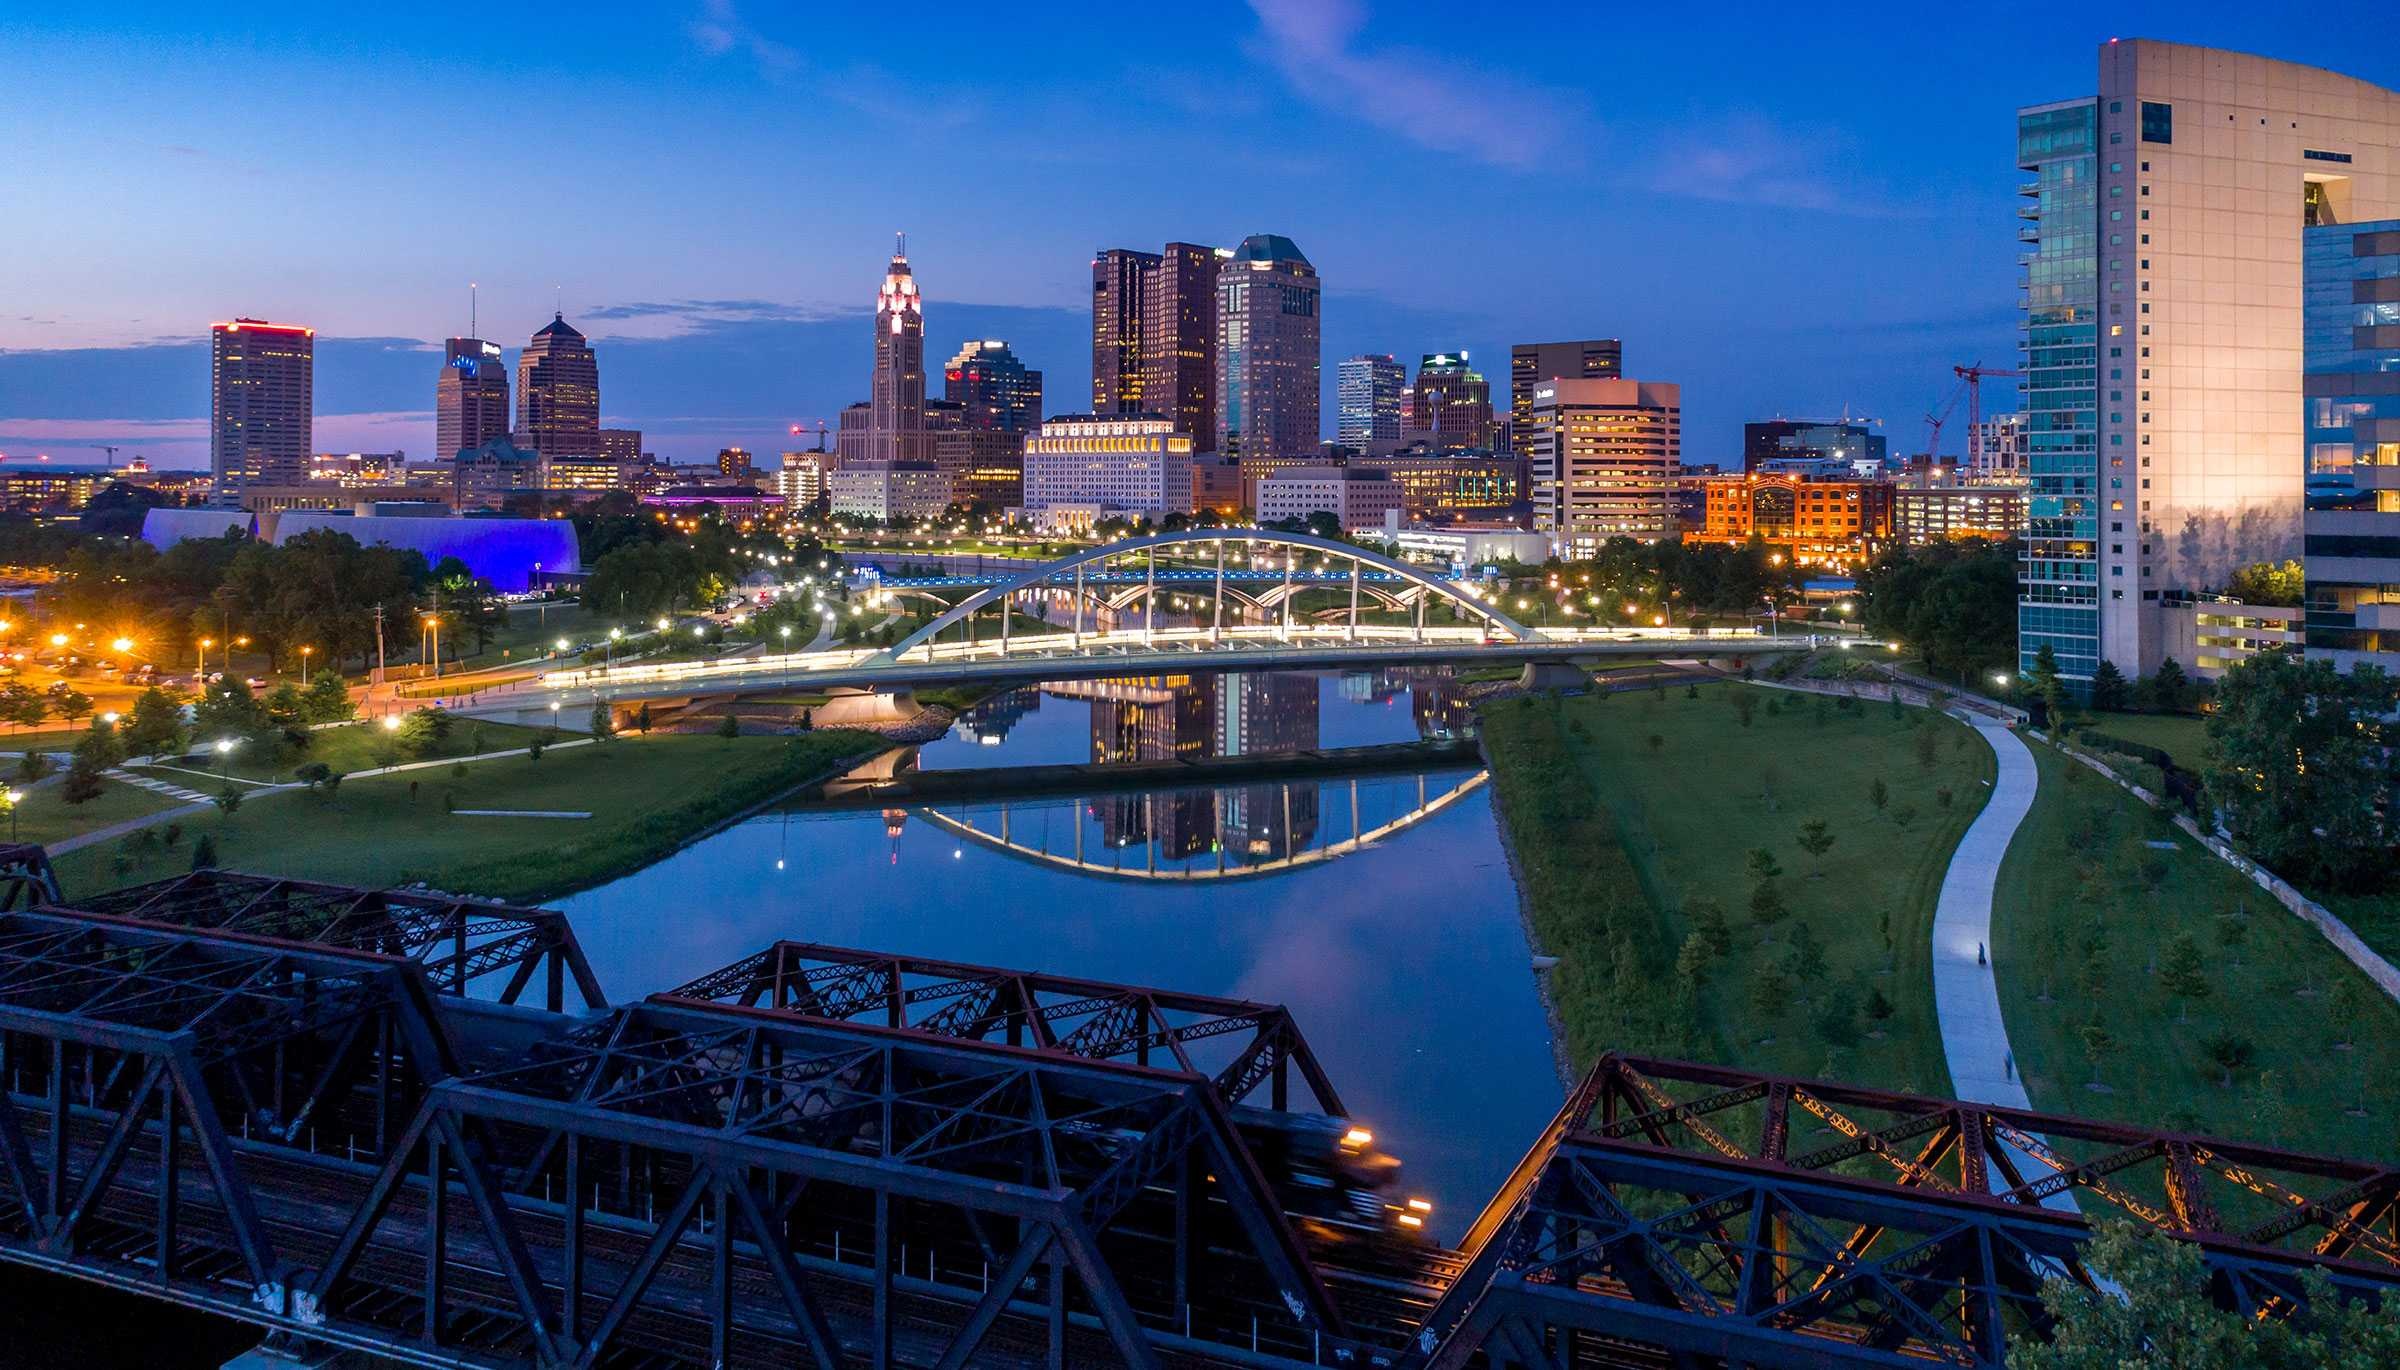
left=6, top=5, right=2395, bottom=469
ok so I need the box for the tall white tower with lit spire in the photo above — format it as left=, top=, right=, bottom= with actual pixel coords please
left=867, top=233, right=928, bottom=464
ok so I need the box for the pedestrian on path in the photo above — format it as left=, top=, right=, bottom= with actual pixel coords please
left=2005, top=1051, right=2015, bottom=1081
left=1977, top=941, right=1986, bottom=966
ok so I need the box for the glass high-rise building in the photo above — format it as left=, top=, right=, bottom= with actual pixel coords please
left=1743, top=419, right=1888, bottom=474
left=1091, top=248, right=1156, bottom=417
left=2016, top=40, right=2400, bottom=686
left=1216, top=234, right=1320, bottom=495
left=2302, top=220, right=2400, bottom=670
left=515, top=314, right=601, bottom=459
left=436, top=337, right=508, bottom=460
left=1091, top=242, right=1223, bottom=448
left=1336, top=354, right=1404, bottom=450
left=942, top=339, right=1043, bottom=434
left=209, top=318, right=314, bottom=499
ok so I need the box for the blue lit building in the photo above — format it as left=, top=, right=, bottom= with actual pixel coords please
left=2014, top=98, right=2101, bottom=684
left=2303, top=219, right=2400, bottom=671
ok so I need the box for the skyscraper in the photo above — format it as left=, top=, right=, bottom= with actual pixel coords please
left=436, top=337, right=508, bottom=460
left=1216, top=234, right=1320, bottom=496
left=515, top=314, right=600, bottom=459
left=2017, top=40, right=2400, bottom=685
left=1526, top=377, right=1681, bottom=554
left=209, top=318, right=314, bottom=499
left=1141, top=243, right=1222, bottom=449
left=1410, top=352, right=1495, bottom=450
left=867, top=237, right=929, bottom=464
left=1091, top=248, right=1157, bottom=416
left=1336, top=354, right=1405, bottom=450
left=1510, top=340, right=1622, bottom=458
left=2302, top=218, right=2400, bottom=671
left=943, top=339, right=1044, bottom=433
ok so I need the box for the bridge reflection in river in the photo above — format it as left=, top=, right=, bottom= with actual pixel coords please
left=556, top=667, right=1562, bottom=1232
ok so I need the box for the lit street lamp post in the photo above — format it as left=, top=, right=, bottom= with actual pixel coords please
left=300, top=645, right=313, bottom=686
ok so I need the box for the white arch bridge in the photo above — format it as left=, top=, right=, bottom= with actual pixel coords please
left=457, top=530, right=1844, bottom=716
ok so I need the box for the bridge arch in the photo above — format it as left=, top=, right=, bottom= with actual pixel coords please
left=873, top=529, right=1533, bottom=663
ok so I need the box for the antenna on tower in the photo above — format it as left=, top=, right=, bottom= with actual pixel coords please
left=896, top=230, right=906, bottom=259
left=469, top=282, right=478, bottom=338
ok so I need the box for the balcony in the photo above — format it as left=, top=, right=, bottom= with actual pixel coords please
left=2018, top=225, right=2040, bottom=243
left=2019, top=180, right=2041, bottom=198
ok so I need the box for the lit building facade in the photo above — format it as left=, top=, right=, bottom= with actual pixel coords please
left=0, top=466, right=114, bottom=513
left=540, top=453, right=636, bottom=493
left=1972, top=412, right=2028, bottom=476
left=1143, top=243, right=1222, bottom=449
left=1688, top=474, right=1894, bottom=565
left=451, top=437, right=543, bottom=510
left=515, top=314, right=600, bottom=459
left=828, top=462, right=950, bottom=524
left=776, top=452, right=829, bottom=510
left=2018, top=40, right=2400, bottom=686
left=1337, top=354, right=1405, bottom=450
left=943, top=339, right=1044, bottom=434
left=308, top=451, right=409, bottom=483
left=1020, top=415, right=1193, bottom=528
left=1352, top=450, right=1526, bottom=521
left=926, top=400, right=1027, bottom=510
left=1255, top=467, right=1404, bottom=533
left=1216, top=234, right=1320, bottom=494
left=1510, top=339, right=1622, bottom=459
left=210, top=318, right=314, bottom=498
left=1895, top=484, right=2031, bottom=544
left=436, top=338, right=508, bottom=460
left=2304, top=218, right=2400, bottom=670
left=1409, top=352, right=1495, bottom=450
left=1091, top=248, right=1157, bottom=417
left=1527, top=378, right=1681, bottom=551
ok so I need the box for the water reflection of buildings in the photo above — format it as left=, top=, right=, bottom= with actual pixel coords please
left=1060, top=676, right=1217, bottom=856
left=955, top=686, right=1042, bottom=745
left=1218, top=672, right=1320, bottom=861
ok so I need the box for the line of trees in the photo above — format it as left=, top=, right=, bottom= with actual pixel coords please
left=1856, top=538, right=2018, bottom=682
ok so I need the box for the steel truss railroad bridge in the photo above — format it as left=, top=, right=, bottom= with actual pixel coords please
left=0, top=850, right=2391, bottom=1368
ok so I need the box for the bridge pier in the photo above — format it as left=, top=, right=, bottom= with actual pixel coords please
left=810, top=686, right=922, bottom=726
left=1518, top=660, right=1588, bottom=692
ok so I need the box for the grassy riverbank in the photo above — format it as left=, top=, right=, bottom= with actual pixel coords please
left=1482, top=682, right=1991, bottom=1092
left=53, top=730, right=883, bottom=904
left=1992, top=742, right=2400, bottom=1161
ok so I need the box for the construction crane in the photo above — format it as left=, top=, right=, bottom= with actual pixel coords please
left=1953, top=363, right=2024, bottom=470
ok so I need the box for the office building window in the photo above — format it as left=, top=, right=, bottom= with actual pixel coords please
left=2140, top=102, right=2172, bottom=144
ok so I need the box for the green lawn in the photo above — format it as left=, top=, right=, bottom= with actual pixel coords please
left=54, top=730, right=886, bottom=904
left=1992, top=742, right=2400, bottom=1163
left=141, top=719, right=551, bottom=785
left=2078, top=710, right=2212, bottom=771
left=1482, top=683, right=1994, bottom=1095
left=386, top=600, right=600, bottom=677
left=6, top=778, right=185, bottom=848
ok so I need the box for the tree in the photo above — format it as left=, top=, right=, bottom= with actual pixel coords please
left=2204, top=651, right=2397, bottom=888
left=590, top=702, right=616, bottom=739
left=2327, top=977, right=2365, bottom=1051
left=0, top=683, right=48, bottom=734
left=2224, top=558, right=2305, bottom=608
left=1732, top=691, right=1757, bottom=728
left=717, top=710, right=741, bottom=738
left=212, top=784, right=243, bottom=815
left=1746, top=966, right=1790, bottom=1032
left=1686, top=898, right=1733, bottom=959
left=1812, top=987, right=1861, bottom=1050
left=2028, top=644, right=2068, bottom=729
left=1794, top=818, right=1836, bottom=874
left=2078, top=1021, right=2116, bottom=1089
left=1890, top=803, right=1919, bottom=830
left=1746, top=848, right=1783, bottom=883
left=59, top=746, right=107, bottom=806
left=48, top=685, right=93, bottom=728
left=192, top=678, right=276, bottom=753
left=2013, top=1218, right=2400, bottom=1370
left=1913, top=723, right=1939, bottom=770
left=1868, top=777, right=1888, bottom=813
left=2202, top=1030, right=2255, bottom=1088
left=302, top=670, right=355, bottom=723
left=190, top=833, right=218, bottom=870
left=1645, top=733, right=1664, bottom=753
left=123, top=686, right=186, bottom=759
left=1779, top=922, right=1828, bottom=987
left=2157, top=932, right=2211, bottom=1023
left=75, top=716, right=125, bottom=769
left=1674, top=932, right=1716, bottom=988
left=1863, top=986, right=1895, bottom=1034
left=396, top=706, right=456, bottom=759
left=525, top=736, right=546, bottom=762
left=2089, top=659, right=2131, bottom=712
left=2141, top=656, right=2195, bottom=714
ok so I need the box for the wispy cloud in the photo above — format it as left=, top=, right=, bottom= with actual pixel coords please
left=1242, top=0, right=1587, bottom=170
left=685, top=0, right=796, bottom=74
left=1656, top=116, right=1914, bottom=218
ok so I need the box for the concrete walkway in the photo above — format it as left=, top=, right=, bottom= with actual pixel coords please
left=1932, top=715, right=2041, bottom=1108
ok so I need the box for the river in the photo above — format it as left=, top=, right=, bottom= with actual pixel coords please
left=558, top=667, right=1562, bottom=1232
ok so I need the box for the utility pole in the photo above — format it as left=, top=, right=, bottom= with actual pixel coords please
left=373, top=604, right=387, bottom=689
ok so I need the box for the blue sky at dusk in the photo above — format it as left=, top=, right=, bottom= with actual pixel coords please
left=1, top=1, right=2392, bottom=469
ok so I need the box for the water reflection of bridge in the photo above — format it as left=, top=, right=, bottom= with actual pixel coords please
left=909, top=770, right=1490, bottom=883
left=846, top=668, right=1485, bottom=879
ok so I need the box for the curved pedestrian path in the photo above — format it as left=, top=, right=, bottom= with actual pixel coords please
left=1932, top=715, right=2041, bottom=1108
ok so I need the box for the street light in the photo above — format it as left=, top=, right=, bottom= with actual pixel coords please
left=214, top=737, right=238, bottom=780
left=198, top=636, right=214, bottom=683
left=111, top=636, right=133, bottom=655
left=299, top=645, right=313, bottom=685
